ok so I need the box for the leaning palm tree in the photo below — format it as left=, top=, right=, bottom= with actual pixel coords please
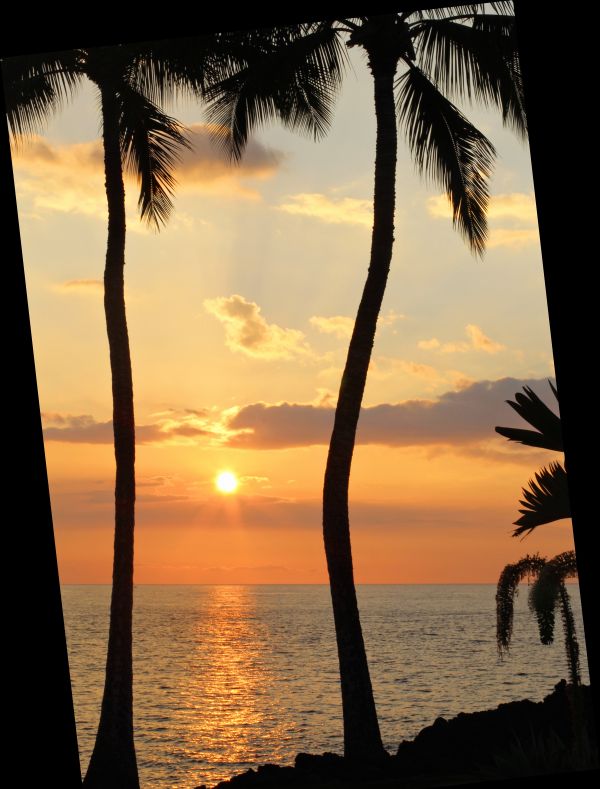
left=206, top=3, right=525, bottom=761
left=496, top=551, right=581, bottom=686
left=495, top=381, right=571, bottom=537
left=2, top=42, right=222, bottom=788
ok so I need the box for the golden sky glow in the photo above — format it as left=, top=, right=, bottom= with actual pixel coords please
left=9, top=42, right=575, bottom=585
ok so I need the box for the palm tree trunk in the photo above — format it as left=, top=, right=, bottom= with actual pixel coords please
left=322, top=49, right=397, bottom=763
left=83, top=86, right=139, bottom=789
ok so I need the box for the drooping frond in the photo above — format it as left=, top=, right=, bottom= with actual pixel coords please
left=496, top=553, right=547, bottom=656
left=412, top=15, right=526, bottom=138
left=205, top=23, right=347, bottom=161
left=397, top=63, right=495, bottom=256
left=512, top=462, right=571, bottom=538
left=117, top=82, right=191, bottom=229
left=2, top=51, right=83, bottom=143
left=558, top=584, right=581, bottom=686
left=528, top=552, right=580, bottom=684
left=528, top=551, right=578, bottom=644
left=495, top=382, right=563, bottom=451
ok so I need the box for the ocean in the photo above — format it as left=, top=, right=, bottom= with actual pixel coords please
left=61, top=584, right=590, bottom=788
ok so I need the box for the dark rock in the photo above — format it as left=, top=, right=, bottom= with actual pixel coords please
left=395, top=681, right=596, bottom=777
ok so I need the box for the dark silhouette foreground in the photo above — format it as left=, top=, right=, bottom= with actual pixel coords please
left=194, top=682, right=597, bottom=788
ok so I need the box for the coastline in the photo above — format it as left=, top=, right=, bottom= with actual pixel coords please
left=196, top=682, right=598, bottom=789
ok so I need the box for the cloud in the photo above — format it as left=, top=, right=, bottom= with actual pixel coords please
left=418, top=338, right=441, bottom=350
left=173, top=123, right=283, bottom=198
left=278, top=193, right=372, bottom=226
left=465, top=324, right=505, bottom=353
left=54, top=279, right=103, bottom=293
left=487, top=228, right=540, bottom=248
left=368, top=356, right=445, bottom=383
left=41, top=409, right=229, bottom=445
left=310, top=309, right=404, bottom=340
left=204, top=294, right=315, bottom=360
left=12, top=127, right=283, bottom=219
left=310, top=315, right=354, bottom=339
left=418, top=324, right=505, bottom=355
left=427, top=192, right=539, bottom=249
left=224, top=377, right=558, bottom=449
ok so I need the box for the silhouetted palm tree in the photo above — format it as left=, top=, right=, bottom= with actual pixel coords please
left=496, top=551, right=580, bottom=685
left=207, top=4, right=525, bottom=761
left=495, top=381, right=571, bottom=537
left=2, top=41, right=219, bottom=788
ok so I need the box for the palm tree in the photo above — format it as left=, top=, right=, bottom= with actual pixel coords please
left=206, top=4, right=525, bottom=761
left=495, top=381, right=571, bottom=537
left=496, top=551, right=581, bottom=686
left=2, top=41, right=220, bottom=788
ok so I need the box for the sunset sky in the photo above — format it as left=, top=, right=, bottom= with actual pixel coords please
left=9, top=26, right=576, bottom=584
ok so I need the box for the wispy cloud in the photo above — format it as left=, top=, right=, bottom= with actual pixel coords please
left=310, top=309, right=405, bottom=340
left=418, top=324, right=506, bottom=355
left=310, top=315, right=354, bottom=338
left=204, top=294, right=315, bottom=360
left=53, top=279, right=103, bottom=294
left=278, top=193, right=372, bottom=226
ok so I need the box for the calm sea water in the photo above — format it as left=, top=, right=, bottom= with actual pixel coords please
left=61, top=584, right=590, bottom=788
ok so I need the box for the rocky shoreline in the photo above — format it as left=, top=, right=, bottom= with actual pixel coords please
left=194, top=682, right=597, bottom=788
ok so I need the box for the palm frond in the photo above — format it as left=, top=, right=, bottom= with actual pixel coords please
left=412, top=16, right=526, bottom=138
left=528, top=552, right=580, bottom=684
left=2, top=51, right=83, bottom=142
left=557, top=584, right=581, bottom=685
left=512, top=462, right=571, bottom=538
left=496, top=553, right=547, bottom=655
left=495, top=383, right=562, bottom=451
left=397, top=63, right=495, bottom=256
left=205, top=23, right=347, bottom=161
left=528, top=551, right=578, bottom=644
left=408, top=5, right=494, bottom=21
left=116, top=82, right=191, bottom=228
left=127, top=34, right=247, bottom=107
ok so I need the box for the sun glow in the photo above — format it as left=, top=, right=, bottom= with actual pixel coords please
left=215, top=471, right=239, bottom=494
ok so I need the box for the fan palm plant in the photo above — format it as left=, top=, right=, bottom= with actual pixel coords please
left=495, top=381, right=571, bottom=537
left=2, top=40, right=230, bottom=788
left=496, top=551, right=580, bottom=686
left=206, top=3, right=525, bottom=761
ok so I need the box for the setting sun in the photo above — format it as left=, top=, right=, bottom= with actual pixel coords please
left=215, top=470, right=239, bottom=494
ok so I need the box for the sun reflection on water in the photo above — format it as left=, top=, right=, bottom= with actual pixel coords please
left=173, top=586, right=292, bottom=781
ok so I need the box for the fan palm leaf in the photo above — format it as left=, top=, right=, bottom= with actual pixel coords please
left=513, top=461, right=571, bottom=537
left=495, top=381, right=563, bottom=451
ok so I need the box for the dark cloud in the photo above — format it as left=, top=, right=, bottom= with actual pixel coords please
left=42, top=415, right=209, bottom=444
left=227, top=377, right=558, bottom=449
left=176, top=124, right=284, bottom=182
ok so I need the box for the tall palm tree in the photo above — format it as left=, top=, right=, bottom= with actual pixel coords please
left=495, top=381, right=571, bottom=537
left=496, top=551, right=581, bottom=686
left=2, top=41, right=220, bottom=788
left=3, top=32, right=352, bottom=784
left=206, top=4, right=525, bottom=761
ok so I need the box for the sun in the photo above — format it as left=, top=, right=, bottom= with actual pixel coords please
left=215, top=470, right=239, bottom=494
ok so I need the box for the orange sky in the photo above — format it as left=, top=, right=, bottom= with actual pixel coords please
left=9, top=41, right=576, bottom=585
